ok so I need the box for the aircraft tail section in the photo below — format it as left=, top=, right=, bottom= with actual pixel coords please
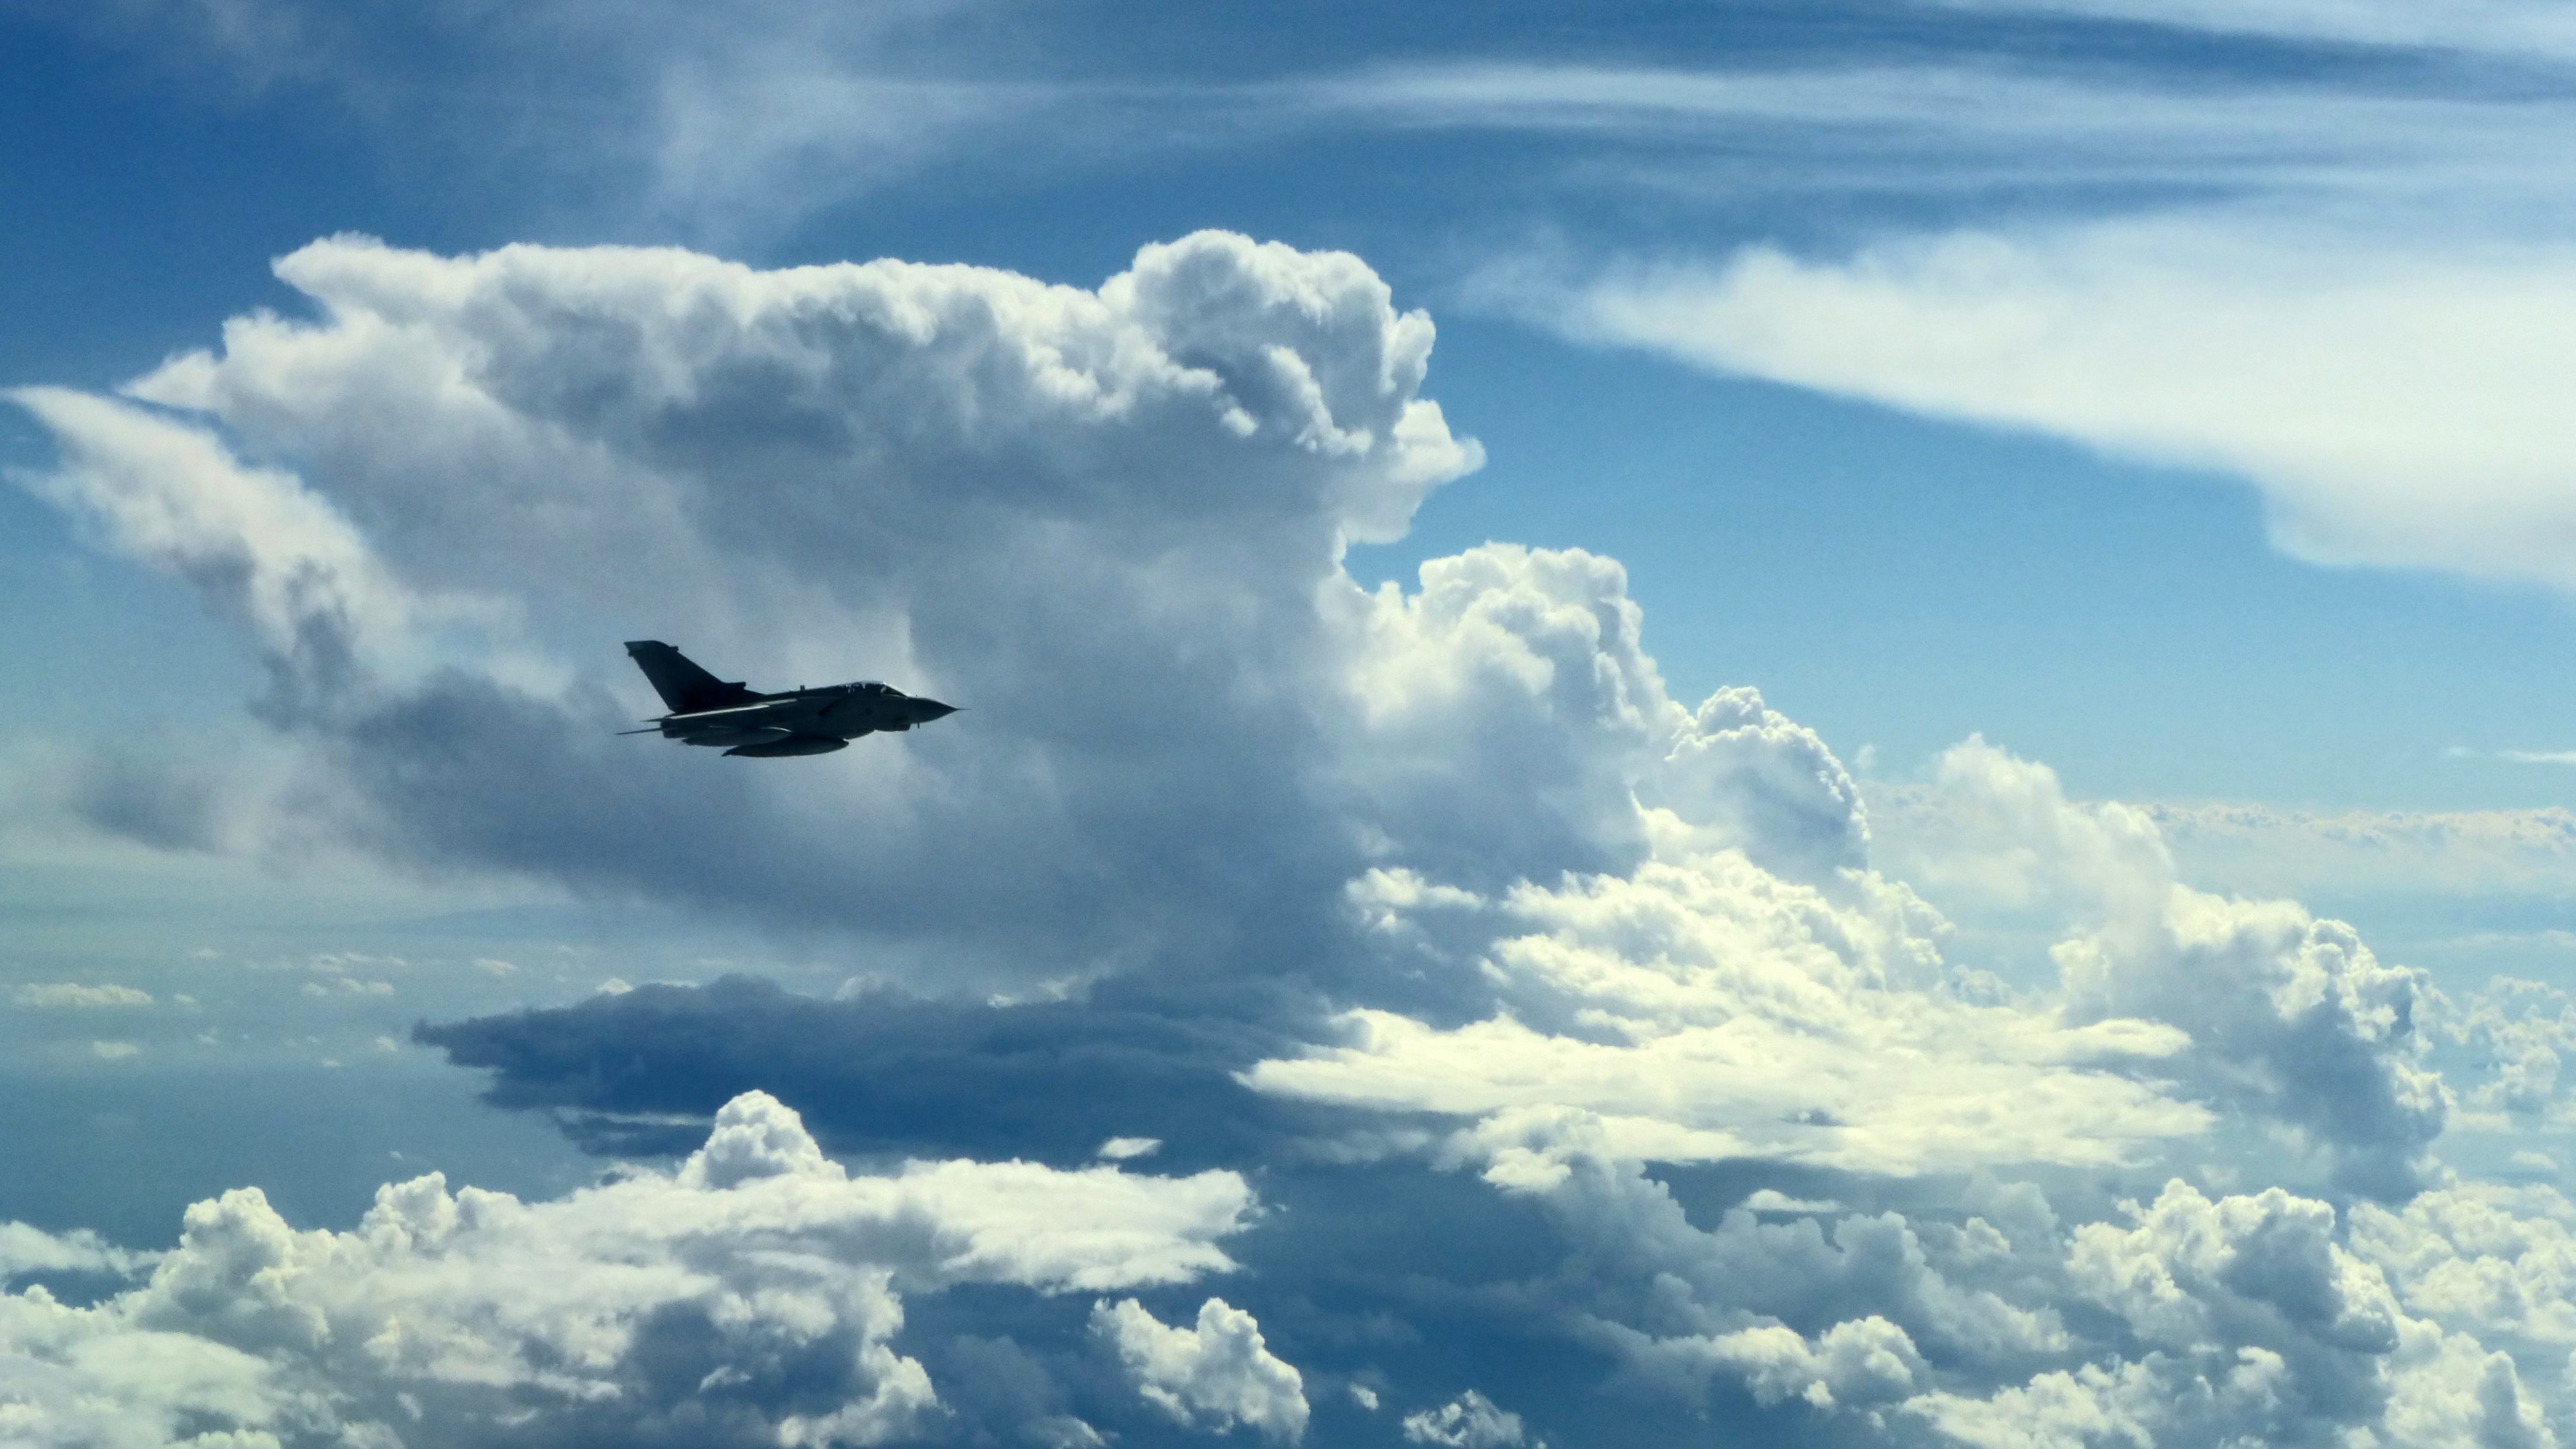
left=625, top=641, right=761, bottom=714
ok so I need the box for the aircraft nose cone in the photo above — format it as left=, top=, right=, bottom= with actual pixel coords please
left=916, top=699, right=958, bottom=722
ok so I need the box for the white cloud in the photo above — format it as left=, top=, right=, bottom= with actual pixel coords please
left=87, top=1042, right=139, bottom=1061
left=9, top=230, right=1478, bottom=988
left=2350, top=1181, right=2576, bottom=1344
left=1538, top=1155, right=2070, bottom=1404
left=1933, top=0, right=2576, bottom=58
left=29, top=0, right=1055, bottom=245
left=1562, top=215, right=2576, bottom=594
left=1091, top=1296, right=1309, bottom=1442
left=15, top=221, right=2575, bottom=1449
left=1097, top=1136, right=1162, bottom=1160
left=2067, top=1179, right=2395, bottom=1354
left=47, top=0, right=2576, bottom=259
left=12, top=983, right=152, bottom=1008
left=0, top=1224, right=155, bottom=1281
left=1881, top=739, right=2448, bottom=1197
left=1243, top=544, right=2230, bottom=1185
left=6, top=384, right=490, bottom=699
left=1741, top=1190, right=1844, bottom=1214
left=1586, top=1313, right=1932, bottom=1415
left=1907, top=1177, right=2561, bottom=1449
left=1903, top=1358, right=2200, bottom=1449
left=1696, top=1316, right=1925, bottom=1409
left=1401, top=1389, right=1527, bottom=1448
left=1311, top=56, right=2576, bottom=214
left=300, top=977, right=394, bottom=996
left=0, top=1091, right=1257, bottom=1448
left=1334, top=545, right=1868, bottom=887
left=1892, top=794, right=2576, bottom=905
left=2432, top=979, right=2576, bottom=1121
left=1248, top=849, right=2209, bottom=1180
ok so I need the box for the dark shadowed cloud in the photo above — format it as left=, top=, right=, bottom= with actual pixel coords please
left=415, top=975, right=1347, bottom=1167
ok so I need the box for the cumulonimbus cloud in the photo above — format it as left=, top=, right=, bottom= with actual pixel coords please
left=5, top=229, right=2553, bottom=1446
left=7, top=229, right=2459, bottom=1195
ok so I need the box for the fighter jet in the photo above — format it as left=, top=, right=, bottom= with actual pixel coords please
left=621, top=641, right=957, bottom=757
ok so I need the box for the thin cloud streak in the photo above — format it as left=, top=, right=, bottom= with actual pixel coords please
left=1287, top=60, right=2576, bottom=207
left=30, top=1, right=2576, bottom=245
left=1936, top=0, right=2576, bottom=59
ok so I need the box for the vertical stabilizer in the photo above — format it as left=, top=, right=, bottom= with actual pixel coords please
left=625, top=641, right=761, bottom=713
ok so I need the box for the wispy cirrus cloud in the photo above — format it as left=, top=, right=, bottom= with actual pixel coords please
left=1348, top=32, right=2576, bottom=603
left=32, top=0, right=2576, bottom=250
left=1534, top=213, right=2576, bottom=594
left=1937, top=0, right=2576, bottom=58
left=1299, top=59, right=2576, bottom=196
left=5, top=0, right=1055, bottom=242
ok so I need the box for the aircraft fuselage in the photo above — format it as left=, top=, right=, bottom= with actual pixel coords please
left=623, top=640, right=957, bottom=757
left=660, top=682, right=958, bottom=755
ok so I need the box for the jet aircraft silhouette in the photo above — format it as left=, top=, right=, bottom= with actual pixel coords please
left=622, top=641, right=957, bottom=756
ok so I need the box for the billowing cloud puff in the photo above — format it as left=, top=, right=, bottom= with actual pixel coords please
left=1896, top=739, right=2447, bottom=1197
left=2069, top=1181, right=2398, bottom=1387
left=1401, top=1389, right=1529, bottom=1447
left=10, top=229, right=1479, bottom=988
left=2434, top=980, right=2576, bottom=1124
left=1336, top=545, right=1867, bottom=892
left=1091, top=1297, right=1309, bottom=1441
left=2351, top=1181, right=2576, bottom=1344
left=0, top=1092, right=1256, bottom=1448
left=1248, top=848, right=2205, bottom=1179
left=1691, top=1316, right=1925, bottom=1409
left=1911, top=1178, right=2559, bottom=1449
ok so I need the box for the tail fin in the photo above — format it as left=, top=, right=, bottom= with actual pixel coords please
left=624, top=641, right=761, bottom=713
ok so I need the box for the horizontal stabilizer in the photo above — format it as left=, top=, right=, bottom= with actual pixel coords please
left=625, top=640, right=761, bottom=714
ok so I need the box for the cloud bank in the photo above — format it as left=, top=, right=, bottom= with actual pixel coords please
left=8, top=231, right=2569, bottom=1445
left=0, top=1092, right=1257, bottom=1448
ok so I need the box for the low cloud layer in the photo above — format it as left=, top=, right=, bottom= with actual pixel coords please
left=9, top=231, right=2573, bottom=1444
left=0, top=1093, right=1260, bottom=1448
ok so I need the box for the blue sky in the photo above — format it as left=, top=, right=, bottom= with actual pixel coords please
left=13, top=0, right=2576, bottom=816
left=11, top=2, right=2576, bottom=1446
